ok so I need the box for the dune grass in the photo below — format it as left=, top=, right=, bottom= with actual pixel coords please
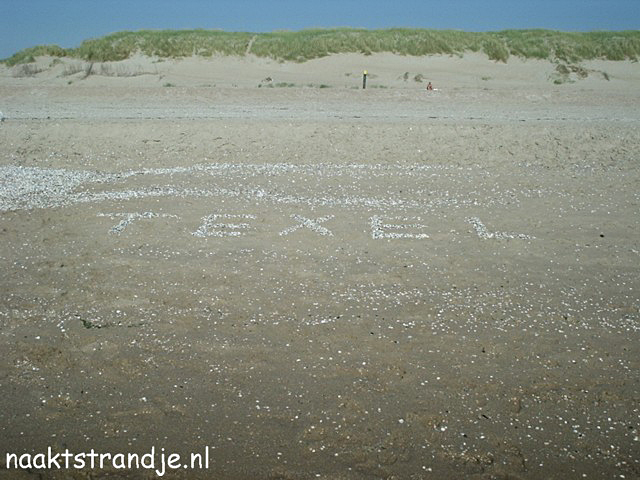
left=3, top=28, right=639, bottom=66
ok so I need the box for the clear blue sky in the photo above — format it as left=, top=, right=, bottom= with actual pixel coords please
left=1, top=0, right=638, bottom=59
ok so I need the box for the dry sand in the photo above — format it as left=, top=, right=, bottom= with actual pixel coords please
left=0, top=53, right=639, bottom=479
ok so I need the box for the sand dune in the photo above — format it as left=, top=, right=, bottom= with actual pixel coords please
left=2, top=51, right=637, bottom=89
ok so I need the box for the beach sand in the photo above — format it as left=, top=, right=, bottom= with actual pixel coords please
left=0, top=53, right=639, bottom=479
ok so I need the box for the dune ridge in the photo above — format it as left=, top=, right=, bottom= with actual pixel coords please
left=3, top=28, right=640, bottom=66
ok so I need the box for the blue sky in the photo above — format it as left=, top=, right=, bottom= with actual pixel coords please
left=1, top=0, right=638, bottom=59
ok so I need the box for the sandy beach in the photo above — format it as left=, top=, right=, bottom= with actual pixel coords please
left=0, top=53, right=639, bottom=479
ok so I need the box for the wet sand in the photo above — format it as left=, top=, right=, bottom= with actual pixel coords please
left=0, top=54, right=639, bottom=479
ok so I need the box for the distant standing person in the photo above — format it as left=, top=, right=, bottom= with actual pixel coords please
left=426, top=82, right=433, bottom=91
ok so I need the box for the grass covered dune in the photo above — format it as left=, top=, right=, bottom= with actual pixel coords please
left=4, top=28, right=640, bottom=66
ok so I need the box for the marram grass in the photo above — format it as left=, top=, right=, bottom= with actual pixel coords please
left=3, top=28, right=640, bottom=66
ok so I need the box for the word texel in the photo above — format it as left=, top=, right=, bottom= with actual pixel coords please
left=97, top=212, right=534, bottom=240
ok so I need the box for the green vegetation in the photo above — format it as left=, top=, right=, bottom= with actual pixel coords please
left=2, top=30, right=252, bottom=66
left=3, top=45, right=68, bottom=66
left=3, top=28, right=640, bottom=66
